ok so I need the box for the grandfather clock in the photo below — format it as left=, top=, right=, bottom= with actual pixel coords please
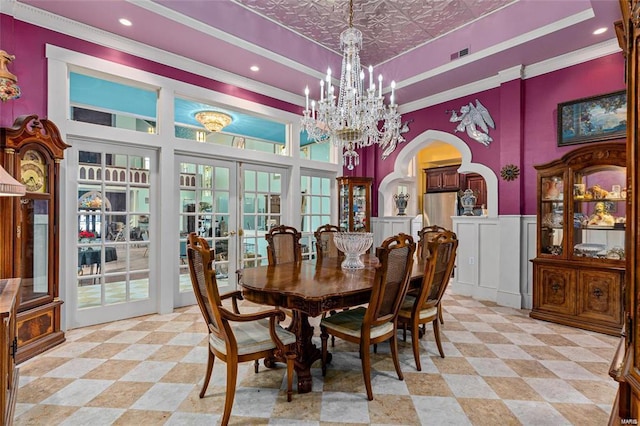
left=0, top=115, right=69, bottom=363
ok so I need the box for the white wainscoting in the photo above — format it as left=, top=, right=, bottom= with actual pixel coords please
left=450, top=215, right=536, bottom=309
left=371, top=217, right=414, bottom=249
left=521, top=216, right=537, bottom=309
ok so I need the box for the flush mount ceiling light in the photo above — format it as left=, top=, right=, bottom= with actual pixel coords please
left=119, top=18, right=132, bottom=26
left=300, top=0, right=402, bottom=170
left=250, top=65, right=260, bottom=72
left=593, top=27, right=607, bottom=35
left=195, top=111, right=233, bottom=132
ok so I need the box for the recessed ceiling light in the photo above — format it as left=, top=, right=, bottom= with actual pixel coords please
left=250, top=65, right=260, bottom=72
left=593, top=27, right=607, bottom=35
left=119, top=18, right=132, bottom=26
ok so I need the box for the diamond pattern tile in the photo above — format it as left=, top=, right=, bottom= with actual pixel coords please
left=14, top=292, right=618, bottom=425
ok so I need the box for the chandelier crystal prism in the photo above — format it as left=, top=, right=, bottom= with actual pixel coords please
left=300, top=0, right=402, bottom=170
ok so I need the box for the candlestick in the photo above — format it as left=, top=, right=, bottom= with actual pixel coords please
left=378, top=74, right=383, bottom=98
left=390, top=81, right=396, bottom=105
left=320, top=80, right=324, bottom=101
left=304, top=86, right=309, bottom=110
left=369, top=65, right=373, bottom=90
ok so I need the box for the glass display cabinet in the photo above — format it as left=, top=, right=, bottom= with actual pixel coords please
left=0, top=115, right=69, bottom=362
left=532, top=142, right=626, bottom=335
left=337, top=177, right=372, bottom=232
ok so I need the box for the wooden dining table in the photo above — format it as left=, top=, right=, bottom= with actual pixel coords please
left=237, top=254, right=425, bottom=393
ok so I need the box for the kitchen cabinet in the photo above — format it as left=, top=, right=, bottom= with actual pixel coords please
left=425, top=165, right=460, bottom=192
left=462, top=173, right=487, bottom=208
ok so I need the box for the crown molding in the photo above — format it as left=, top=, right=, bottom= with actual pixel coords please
left=399, top=37, right=620, bottom=114
left=3, top=0, right=302, bottom=105
left=523, top=38, right=621, bottom=79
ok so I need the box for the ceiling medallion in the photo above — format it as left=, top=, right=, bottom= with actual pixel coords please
left=300, top=0, right=402, bottom=170
left=195, top=111, right=233, bottom=132
left=500, top=164, right=520, bottom=181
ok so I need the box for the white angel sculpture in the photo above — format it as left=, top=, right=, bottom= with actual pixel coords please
left=449, top=99, right=495, bottom=146
left=380, top=119, right=413, bottom=160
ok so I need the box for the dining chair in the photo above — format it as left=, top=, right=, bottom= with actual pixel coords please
left=187, top=233, right=296, bottom=426
left=417, top=225, right=448, bottom=261
left=320, top=233, right=416, bottom=400
left=314, top=224, right=344, bottom=262
left=416, top=225, right=450, bottom=325
left=397, top=230, right=458, bottom=371
left=265, top=225, right=302, bottom=265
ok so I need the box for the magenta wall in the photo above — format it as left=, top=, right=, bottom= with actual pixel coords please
left=0, top=15, right=299, bottom=128
left=521, top=54, right=625, bottom=214
left=0, top=15, right=626, bottom=218
left=365, top=53, right=625, bottom=216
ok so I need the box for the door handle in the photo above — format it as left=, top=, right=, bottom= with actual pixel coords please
left=225, top=230, right=237, bottom=236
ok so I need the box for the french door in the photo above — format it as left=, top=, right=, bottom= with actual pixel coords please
left=70, top=141, right=157, bottom=327
left=176, top=158, right=286, bottom=305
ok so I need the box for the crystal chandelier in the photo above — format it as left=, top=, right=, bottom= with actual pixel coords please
left=195, top=111, right=233, bottom=132
left=300, top=0, right=402, bottom=170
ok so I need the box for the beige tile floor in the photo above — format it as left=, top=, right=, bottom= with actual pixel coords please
left=14, top=292, right=619, bottom=425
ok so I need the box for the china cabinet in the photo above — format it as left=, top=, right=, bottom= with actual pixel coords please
left=531, top=142, right=626, bottom=336
left=337, top=177, right=371, bottom=232
left=0, top=115, right=69, bottom=363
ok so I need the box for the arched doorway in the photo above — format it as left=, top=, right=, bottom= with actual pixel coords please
left=378, top=130, right=498, bottom=218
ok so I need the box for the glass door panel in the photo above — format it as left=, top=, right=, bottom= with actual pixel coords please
left=178, top=160, right=235, bottom=294
left=240, top=166, right=285, bottom=268
left=75, top=147, right=154, bottom=324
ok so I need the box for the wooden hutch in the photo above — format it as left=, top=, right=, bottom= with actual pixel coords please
left=531, top=142, right=626, bottom=336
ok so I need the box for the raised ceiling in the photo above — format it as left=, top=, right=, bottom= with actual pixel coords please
left=6, top=0, right=623, bottom=110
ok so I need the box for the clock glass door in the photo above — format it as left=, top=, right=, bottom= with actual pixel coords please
left=19, top=199, right=50, bottom=306
left=18, top=148, right=54, bottom=309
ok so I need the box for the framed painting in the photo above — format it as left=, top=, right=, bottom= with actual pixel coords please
left=557, top=90, right=627, bottom=146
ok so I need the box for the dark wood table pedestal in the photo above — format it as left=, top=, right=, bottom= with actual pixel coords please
left=263, top=310, right=329, bottom=393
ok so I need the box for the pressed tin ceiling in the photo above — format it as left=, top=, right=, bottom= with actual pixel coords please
left=7, top=0, right=623, bottom=108
left=232, top=0, right=515, bottom=66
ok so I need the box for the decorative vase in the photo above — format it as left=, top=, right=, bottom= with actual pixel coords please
left=332, top=232, right=374, bottom=269
left=544, top=177, right=561, bottom=200
left=460, top=189, right=476, bottom=216
left=393, top=192, right=409, bottom=216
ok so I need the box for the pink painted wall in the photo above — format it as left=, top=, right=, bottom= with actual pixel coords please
left=368, top=53, right=625, bottom=216
left=0, top=15, right=626, bottom=218
left=0, top=15, right=299, bottom=128
left=521, top=53, right=625, bottom=214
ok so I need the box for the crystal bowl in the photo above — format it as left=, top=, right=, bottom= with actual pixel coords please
left=333, top=232, right=374, bottom=269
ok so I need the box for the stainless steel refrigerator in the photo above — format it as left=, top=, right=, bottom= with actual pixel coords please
left=422, top=192, right=459, bottom=231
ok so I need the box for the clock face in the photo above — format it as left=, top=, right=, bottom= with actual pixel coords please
left=20, top=150, right=47, bottom=193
